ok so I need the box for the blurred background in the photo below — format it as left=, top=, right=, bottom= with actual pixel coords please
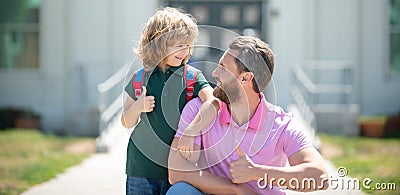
left=0, top=0, right=399, bottom=194
left=1, top=0, right=399, bottom=138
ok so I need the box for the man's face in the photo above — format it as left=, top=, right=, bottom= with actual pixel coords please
left=212, top=49, right=242, bottom=105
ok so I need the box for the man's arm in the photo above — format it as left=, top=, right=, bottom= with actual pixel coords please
left=168, top=138, right=255, bottom=195
left=263, top=147, right=328, bottom=191
left=230, top=147, right=329, bottom=192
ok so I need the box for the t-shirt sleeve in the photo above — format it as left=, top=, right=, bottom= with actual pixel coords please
left=283, top=117, right=313, bottom=157
left=175, top=97, right=203, bottom=147
left=193, top=71, right=210, bottom=97
left=124, top=79, right=138, bottom=101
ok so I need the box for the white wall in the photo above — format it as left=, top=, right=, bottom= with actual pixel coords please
left=0, top=0, right=67, bottom=132
left=40, top=0, right=67, bottom=132
left=61, top=0, right=158, bottom=135
left=268, top=0, right=400, bottom=116
left=268, top=0, right=362, bottom=108
left=0, top=0, right=158, bottom=135
left=267, top=0, right=306, bottom=108
left=3, top=0, right=398, bottom=135
left=360, top=0, right=400, bottom=115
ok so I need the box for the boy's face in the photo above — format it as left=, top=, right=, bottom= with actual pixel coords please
left=164, top=42, right=192, bottom=67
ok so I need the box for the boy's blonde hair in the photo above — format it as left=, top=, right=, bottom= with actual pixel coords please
left=135, top=7, right=199, bottom=70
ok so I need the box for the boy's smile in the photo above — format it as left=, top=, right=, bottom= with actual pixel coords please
left=164, top=43, right=192, bottom=67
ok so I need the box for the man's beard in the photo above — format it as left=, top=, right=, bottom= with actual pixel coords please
left=213, top=86, right=230, bottom=105
left=213, top=83, right=240, bottom=105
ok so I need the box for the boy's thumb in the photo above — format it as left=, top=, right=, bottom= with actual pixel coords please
left=141, top=86, right=147, bottom=96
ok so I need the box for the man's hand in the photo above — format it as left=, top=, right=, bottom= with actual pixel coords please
left=177, top=135, right=194, bottom=160
left=230, top=146, right=259, bottom=184
left=137, top=86, right=155, bottom=112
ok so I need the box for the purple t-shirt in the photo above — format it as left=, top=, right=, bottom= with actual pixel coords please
left=175, top=94, right=313, bottom=194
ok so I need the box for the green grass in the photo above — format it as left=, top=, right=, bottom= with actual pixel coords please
left=319, top=133, right=400, bottom=195
left=0, top=129, right=94, bottom=195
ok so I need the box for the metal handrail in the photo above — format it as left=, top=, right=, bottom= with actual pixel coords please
left=290, top=60, right=360, bottom=137
left=96, top=62, right=130, bottom=152
left=290, top=63, right=317, bottom=135
left=292, top=63, right=317, bottom=94
left=291, top=63, right=352, bottom=95
left=97, top=62, right=130, bottom=93
left=291, top=87, right=316, bottom=129
left=306, top=60, right=352, bottom=70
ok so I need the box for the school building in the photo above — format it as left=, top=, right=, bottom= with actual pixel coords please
left=0, top=0, right=399, bottom=137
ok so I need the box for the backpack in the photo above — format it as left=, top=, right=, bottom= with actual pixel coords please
left=132, top=64, right=198, bottom=102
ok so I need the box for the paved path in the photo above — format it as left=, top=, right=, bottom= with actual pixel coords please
left=22, top=122, right=128, bottom=195
left=23, top=124, right=365, bottom=195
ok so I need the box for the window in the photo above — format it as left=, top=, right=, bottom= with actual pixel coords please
left=244, top=5, right=260, bottom=26
left=390, top=0, right=400, bottom=73
left=0, top=0, right=40, bottom=70
left=191, top=6, right=209, bottom=24
left=166, top=0, right=264, bottom=55
left=221, top=6, right=240, bottom=26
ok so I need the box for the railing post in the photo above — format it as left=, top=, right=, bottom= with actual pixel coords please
left=95, top=62, right=130, bottom=153
left=96, top=92, right=107, bottom=152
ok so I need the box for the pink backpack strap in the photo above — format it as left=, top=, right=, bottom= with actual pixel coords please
left=184, top=64, right=197, bottom=102
left=132, top=68, right=146, bottom=97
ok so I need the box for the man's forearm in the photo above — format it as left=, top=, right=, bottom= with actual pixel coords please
left=168, top=138, right=238, bottom=194
left=253, top=163, right=327, bottom=191
left=252, top=148, right=329, bottom=191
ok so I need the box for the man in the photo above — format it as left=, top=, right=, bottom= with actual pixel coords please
left=167, top=36, right=328, bottom=194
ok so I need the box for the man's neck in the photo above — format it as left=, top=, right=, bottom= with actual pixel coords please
left=229, top=90, right=261, bottom=127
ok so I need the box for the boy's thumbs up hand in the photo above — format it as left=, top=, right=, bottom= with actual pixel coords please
left=230, top=146, right=258, bottom=184
left=138, top=86, right=155, bottom=112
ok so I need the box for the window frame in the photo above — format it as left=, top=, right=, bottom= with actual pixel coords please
left=386, top=0, right=400, bottom=80
left=0, top=0, right=41, bottom=72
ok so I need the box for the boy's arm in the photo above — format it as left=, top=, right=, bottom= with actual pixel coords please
left=186, top=75, right=216, bottom=135
left=180, top=98, right=219, bottom=136
left=177, top=86, right=220, bottom=160
left=121, top=87, right=155, bottom=128
left=198, top=85, right=214, bottom=103
left=186, top=85, right=216, bottom=135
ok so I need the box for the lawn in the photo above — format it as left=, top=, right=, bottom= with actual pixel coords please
left=319, top=133, right=400, bottom=195
left=0, top=129, right=95, bottom=195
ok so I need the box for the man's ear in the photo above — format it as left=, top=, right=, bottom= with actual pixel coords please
left=241, top=72, right=254, bottom=84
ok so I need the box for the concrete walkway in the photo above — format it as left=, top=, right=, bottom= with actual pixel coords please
left=23, top=124, right=365, bottom=195
left=22, top=122, right=128, bottom=195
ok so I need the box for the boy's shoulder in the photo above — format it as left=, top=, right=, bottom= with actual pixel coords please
left=184, top=64, right=202, bottom=76
left=133, top=64, right=200, bottom=74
